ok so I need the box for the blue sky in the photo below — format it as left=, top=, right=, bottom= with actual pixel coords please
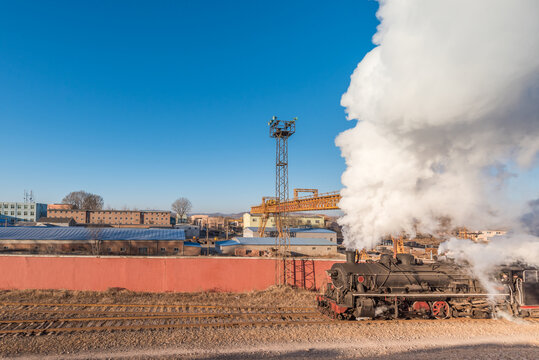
left=3, top=1, right=535, bottom=214
left=0, top=0, right=379, bottom=212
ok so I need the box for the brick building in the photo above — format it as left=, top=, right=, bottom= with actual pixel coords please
left=47, top=209, right=172, bottom=227
left=0, top=227, right=201, bottom=256
left=47, top=204, right=74, bottom=210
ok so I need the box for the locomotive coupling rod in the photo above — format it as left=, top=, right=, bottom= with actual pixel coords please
left=352, top=293, right=509, bottom=298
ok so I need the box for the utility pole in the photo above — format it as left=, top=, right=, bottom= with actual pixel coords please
left=268, top=116, right=296, bottom=286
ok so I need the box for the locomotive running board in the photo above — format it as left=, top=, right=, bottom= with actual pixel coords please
left=351, top=293, right=509, bottom=298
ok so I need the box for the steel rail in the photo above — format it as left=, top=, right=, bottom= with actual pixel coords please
left=0, top=312, right=322, bottom=324
left=0, top=308, right=318, bottom=316
left=0, top=302, right=314, bottom=311
left=0, top=319, right=342, bottom=335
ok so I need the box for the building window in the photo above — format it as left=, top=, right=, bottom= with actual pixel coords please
left=107, top=248, right=112, bottom=252
left=138, top=247, right=148, bottom=255
left=160, top=247, right=166, bottom=252
left=312, top=247, right=316, bottom=250
left=315, top=220, right=320, bottom=224
left=31, top=205, right=34, bottom=209
left=120, top=248, right=126, bottom=252
left=174, top=247, right=179, bottom=252
left=17, top=212, right=21, bottom=215
left=3, top=246, right=8, bottom=250
left=24, top=212, right=28, bottom=215
left=30, top=212, right=34, bottom=215
left=11, top=212, right=14, bottom=215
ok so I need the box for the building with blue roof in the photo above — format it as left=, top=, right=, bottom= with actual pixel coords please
left=0, top=227, right=201, bottom=256
left=216, top=236, right=338, bottom=257
left=242, top=227, right=337, bottom=243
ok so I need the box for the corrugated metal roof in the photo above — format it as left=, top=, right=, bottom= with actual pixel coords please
left=215, top=240, right=239, bottom=247
left=290, top=228, right=335, bottom=234
left=220, top=237, right=337, bottom=247
left=0, top=227, right=185, bottom=241
left=244, top=227, right=335, bottom=234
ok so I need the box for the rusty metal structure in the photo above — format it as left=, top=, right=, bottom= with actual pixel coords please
left=391, top=235, right=405, bottom=258
left=251, top=190, right=341, bottom=215
left=266, top=116, right=296, bottom=285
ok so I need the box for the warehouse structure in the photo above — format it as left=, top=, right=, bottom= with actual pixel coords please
left=242, top=213, right=325, bottom=229
left=216, top=237, right=338, bottom=257
left=242, top=227, right=337, bottom=243
left=0, top=227, right=201, bottom=256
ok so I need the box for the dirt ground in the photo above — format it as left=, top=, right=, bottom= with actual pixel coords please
left=1, top=288, right=538, bottom=359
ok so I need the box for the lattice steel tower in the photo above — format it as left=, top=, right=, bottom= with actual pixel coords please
left=268, top=116, right=296, bottom=285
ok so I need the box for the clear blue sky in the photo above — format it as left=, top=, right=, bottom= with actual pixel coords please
left=0, top=0, right=380, bottom=212
left=4, top=1, right=535, bottom=215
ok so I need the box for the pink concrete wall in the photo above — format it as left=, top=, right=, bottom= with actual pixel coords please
left=0, top=256, right=340, bottom=293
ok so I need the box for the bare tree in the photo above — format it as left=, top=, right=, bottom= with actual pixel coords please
left=62, top=191, right=104, bottom=210
left=172, top=198, right=192, bottom=223
left=89, top=227, right=103, bottom=255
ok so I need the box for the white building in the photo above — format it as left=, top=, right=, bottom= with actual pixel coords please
left=174, top=224, right=200, bottom=239
left=242, top=213, right=325, bottom=229
left=475, top=230, right=507, bottom=242
left=0, top=202, right=47, bottom=224
left=242, top=226, right=337, bottom=243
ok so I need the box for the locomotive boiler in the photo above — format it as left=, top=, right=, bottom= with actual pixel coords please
left=317, top=251, right=539, bottom=320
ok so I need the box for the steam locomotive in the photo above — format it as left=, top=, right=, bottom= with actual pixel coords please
left=317, top=251, right=539, bottom=319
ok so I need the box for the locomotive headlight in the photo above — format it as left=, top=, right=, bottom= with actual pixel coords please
left=357, top=276, right=365, bottom=283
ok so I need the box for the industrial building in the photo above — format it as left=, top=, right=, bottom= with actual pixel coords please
left=174, top=223, right=200, bottom=239
left=0, top=202, right=47, bottom=224
left=242, top=213, right=326, bottom=229
left=242, top=227, right=337, bottom=243
left=216, top=237, right=338, bottom=257
left=0, top=227, right=201, bottom=256
left=46, top=209, right=173, bottom=227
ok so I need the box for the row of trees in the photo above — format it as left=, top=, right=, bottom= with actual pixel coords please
left=62, top=191, right=193, bottom=219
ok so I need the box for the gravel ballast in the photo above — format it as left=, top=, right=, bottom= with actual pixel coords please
left=0, top=289, right=538, bottom=359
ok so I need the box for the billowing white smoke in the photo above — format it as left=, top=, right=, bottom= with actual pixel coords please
left=337, top=0, right=539, bottom=251
left=439, top=235, right=539, bottom=294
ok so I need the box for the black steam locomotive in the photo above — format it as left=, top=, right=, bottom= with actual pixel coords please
left=317, top=251, right=539, bottom=320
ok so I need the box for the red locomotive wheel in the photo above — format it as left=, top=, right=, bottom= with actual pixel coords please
left=412, top=301, right=430, bottom=313
left=431, top=301, right=450, bottom=319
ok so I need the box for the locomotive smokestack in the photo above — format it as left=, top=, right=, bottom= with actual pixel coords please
left=345, top=250, right=356, bottom=263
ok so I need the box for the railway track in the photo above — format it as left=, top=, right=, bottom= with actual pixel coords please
left=2, top=302, right=536, bottom=336
left=0, top=301, right=335, bottom=336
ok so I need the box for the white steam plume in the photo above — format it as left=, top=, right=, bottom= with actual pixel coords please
left=337, top=0, right=539, bottom=250
left=439, top=235, right=539, bottom=294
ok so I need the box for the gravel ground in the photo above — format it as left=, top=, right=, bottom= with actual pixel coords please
left=1, top=289, right=538, bottom=359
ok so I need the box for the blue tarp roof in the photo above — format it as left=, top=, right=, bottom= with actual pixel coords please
left=183, top=241, right=202, bottom=247
left=0, top=227, right=185, bottom=241
left=244, top=227, right=335, bottom=234
left=218, top=237, right=337, bottom=247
